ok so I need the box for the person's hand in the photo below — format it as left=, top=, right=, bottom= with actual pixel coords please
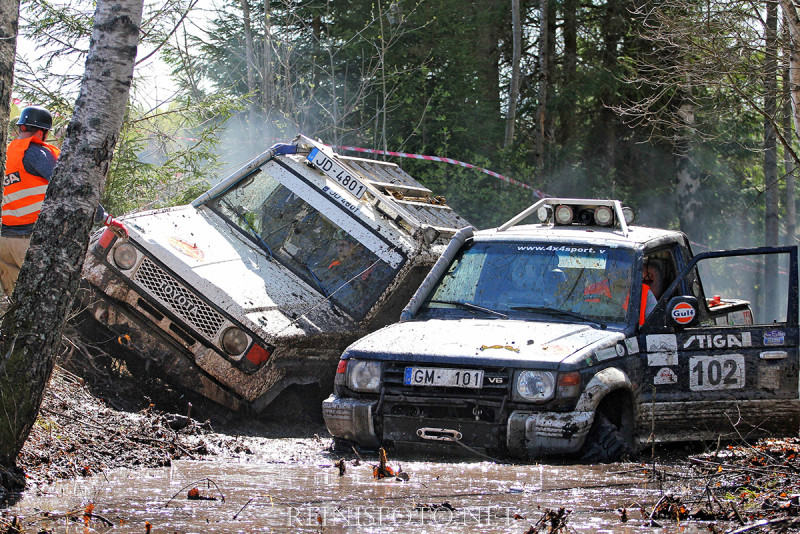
left=103, top=215, right=128, bottom=239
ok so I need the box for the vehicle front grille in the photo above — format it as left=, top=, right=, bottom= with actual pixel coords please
left=133, top=257, right=225, bottom=339
left=382, top=362, right=510, bottom=400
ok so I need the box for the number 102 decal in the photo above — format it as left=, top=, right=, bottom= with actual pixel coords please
left=689, top=354, right=745, bottom=391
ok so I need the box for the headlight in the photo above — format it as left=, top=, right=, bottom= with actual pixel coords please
left=347, top=360, right=382, bottom=392
left=112, top=242, right=138, bottom=270
left=514, top=370, right=556, bottom=402
left=221, top=327, right=249, bottom=355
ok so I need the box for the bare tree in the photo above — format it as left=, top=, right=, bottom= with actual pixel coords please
left=0, top=0, right=143, bottom=477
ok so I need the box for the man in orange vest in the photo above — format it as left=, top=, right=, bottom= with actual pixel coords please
left=0, top=106, right=60, bottom=296
left=0, top=106, right=126, bottom=296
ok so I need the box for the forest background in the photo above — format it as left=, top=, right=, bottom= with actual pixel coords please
left=15, top=0, right=799, bottom=253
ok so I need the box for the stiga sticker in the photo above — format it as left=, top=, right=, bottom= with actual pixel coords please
left=654, top=367, right=678, bottom=385
left=764, top=330, right=786, bottom=346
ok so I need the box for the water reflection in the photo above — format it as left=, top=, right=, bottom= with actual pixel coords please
left=9, top=459, right=690, bottom=532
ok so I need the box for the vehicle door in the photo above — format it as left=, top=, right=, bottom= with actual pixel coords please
left=638, top=246, right=799, bottom=442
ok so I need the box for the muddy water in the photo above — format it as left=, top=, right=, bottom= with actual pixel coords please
left=7, top=451, right=717, bottom=533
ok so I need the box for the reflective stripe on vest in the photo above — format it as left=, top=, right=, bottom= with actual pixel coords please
left=3, top=137, right=59, bottom=227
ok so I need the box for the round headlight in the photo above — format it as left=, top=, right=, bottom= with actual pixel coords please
left=347, top=360, right=382, bottom=392
left=554, top=205, right=573, bottom=225
left=536, top=205, right=551, bottom=223
left=221, top=327, right=249, bottom=355
left=112, top=243, right=138, bottom=270
left=515, top=370, right=556, bottom=402
left=594, top=206, right=613, bottom=226
left=622, top=206, right=635, bottom=225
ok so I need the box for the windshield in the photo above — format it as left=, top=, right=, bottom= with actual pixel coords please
left=208, top=169, right=397, bottom=319
left=420, top=241, right=636, bottom=327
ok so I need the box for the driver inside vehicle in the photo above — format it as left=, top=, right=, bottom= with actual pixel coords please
left=580, top=265, right=631, bottom=320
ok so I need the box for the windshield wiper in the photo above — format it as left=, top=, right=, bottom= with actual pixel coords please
left=304, top=262, right=329, bottom=297
left=510, top=305, right=607, bottom=329
left=221, top=200, right=273, bottom=260
left=428, top=299, right=508, bottom=319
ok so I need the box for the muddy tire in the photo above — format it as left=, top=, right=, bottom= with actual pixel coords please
left=580, top=412, right=631, bottom=463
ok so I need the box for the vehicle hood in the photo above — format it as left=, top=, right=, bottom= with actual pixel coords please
left=121, top=205, right=353, bottom=338
left=343, top=318, right=627, bottom=368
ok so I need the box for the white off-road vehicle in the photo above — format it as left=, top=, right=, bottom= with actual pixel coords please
left=75, top=136, right=469, bottom=413
left=324, top=198, right=799, bottom=460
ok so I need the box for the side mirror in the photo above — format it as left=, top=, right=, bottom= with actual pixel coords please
left=666, top=296, right=700, bottom=329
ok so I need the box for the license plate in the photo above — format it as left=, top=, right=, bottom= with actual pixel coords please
left=404, top=367, right=484, bottom=388
left=307, top=148, right=368, bottom=199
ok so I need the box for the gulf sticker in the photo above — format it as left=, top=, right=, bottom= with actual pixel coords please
left=671, top=302, right=696, bottom=324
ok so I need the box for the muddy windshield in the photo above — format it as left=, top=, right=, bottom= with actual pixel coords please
left=419, top=241, right=636, bottom=327
left=208, top=170, right=397, bottom=319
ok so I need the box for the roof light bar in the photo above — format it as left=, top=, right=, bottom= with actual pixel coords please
left=594, top=206, right=613, bottom=226
left=554, top=205, right=574, bottom=225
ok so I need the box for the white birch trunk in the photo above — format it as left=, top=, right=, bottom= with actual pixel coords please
left=0, top=0, right=142, bottom=473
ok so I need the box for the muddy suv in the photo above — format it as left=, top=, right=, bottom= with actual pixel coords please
left=75, top=136, right=469, bottom=412
left=323, top=198, right=800, bottom=460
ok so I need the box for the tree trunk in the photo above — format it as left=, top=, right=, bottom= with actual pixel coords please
left=240, top=0, right=258, bottom=147
left=785, top=30, right=797, bottom=245
left=780, top=0, right=800, bottom=141
left=0, top=0, right=142, bottom=475
left=599, top=0, right=623, bottom=192
left=504, top=0, right=521, bottom=148
left=765, top=0, right=779, bottom=320
left=0, top=0, right=17, bottom=175
left=263, top=0, right=273, bottom=110
left=560, top=0, right=577, bottom=145
left=675, top=97, right=701, bottom=235
left=535, top=0, right=549, bottom=168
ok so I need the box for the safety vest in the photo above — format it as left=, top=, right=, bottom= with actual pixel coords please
left=2, top=137, right=60, bottom=227
left=639, top=283, right=652, bottom=326
left=584, top=280, right=651, bottom=325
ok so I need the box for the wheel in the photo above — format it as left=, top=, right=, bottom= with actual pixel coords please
left=580, top=412, right=632, bottom=463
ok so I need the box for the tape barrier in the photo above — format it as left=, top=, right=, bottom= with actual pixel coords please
left=335, top=145, right=547, bottom=197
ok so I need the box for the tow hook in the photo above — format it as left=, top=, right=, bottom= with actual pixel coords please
left=416, top=427, right=462, bottom=442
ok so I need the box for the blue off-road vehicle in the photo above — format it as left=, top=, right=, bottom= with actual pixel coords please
left=323, top=198, right=799, bottom=461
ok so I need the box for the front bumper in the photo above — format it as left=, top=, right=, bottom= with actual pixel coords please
left=322, top=394, right=593, bottom=458
left=322, top=395, right=380, bottom=447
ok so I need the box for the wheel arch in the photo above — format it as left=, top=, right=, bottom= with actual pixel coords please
left=574, top=367, right=637, bottom=449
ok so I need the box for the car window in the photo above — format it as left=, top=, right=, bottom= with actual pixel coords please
left=420, top=241, right=636, bottom=327
left=208, top=169, right=397, bottom=319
